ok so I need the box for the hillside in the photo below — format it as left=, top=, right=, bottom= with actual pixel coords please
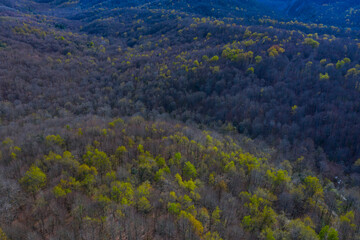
left=0, top=116, right=359, bottom=239
left=0, top=0, right=360, bottom=239
left=1, top=0, right=360, bottom=166
left=257, top=0, right=360, bottom=27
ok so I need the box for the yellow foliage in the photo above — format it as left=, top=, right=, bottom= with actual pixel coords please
left=179, top=211, right=204, bottom=236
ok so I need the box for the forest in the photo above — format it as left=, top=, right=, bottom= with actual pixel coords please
left=0, top=0, right=359, bottom=239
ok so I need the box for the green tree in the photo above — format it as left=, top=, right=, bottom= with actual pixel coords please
left=179, top=210, right=204, bottom=237
left=20, top=165, right=47, bottom=194
left=286, top=219, right=319, bottom=240
left=336, top=60, right=345, bottom=69
left=77, top=164, right=97, bottom=192
left=339, top=211, right=357, bottom=240
left=83, top=148, right=111, bottom=176
left=137, top=196, right=152, bottom=213
left=172, top=152, right=182, bottom=167
left=266, top=168, right=290, bottom=191
left=168, top=202, right=181, bottom=215
left=204, top=231, right=223, bottom=240
left=255, top=55, right=262, bottom=64
left=111, top=181, right=134, bottom=205
left=135, top=181, right=152, bottom=213
left=261, top=228, right=276, bottom=240
left=53, top=185, right=68, bottom=198
left=224, top=161, right=236, bottom=172
left=45, top=134, right=65, bottom=148
left=210, top=55, right=219, bottom=62
left=183, top=161, right=197, bottom=179
left=319, top=225, right=339, bottom=240
left=319, top=73, right=330, bottom=80
left=246, top=67, right=254, bottom=75
left=303, top=38, right=320, bottom=48
left=211, top=206, right=221, bottom=227
left=304, top=176, right=323, bottom=200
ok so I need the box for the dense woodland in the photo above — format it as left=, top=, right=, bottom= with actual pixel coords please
left=0, top=0, right=360, bottom=239
left=0, top=116, right=359, bottom=240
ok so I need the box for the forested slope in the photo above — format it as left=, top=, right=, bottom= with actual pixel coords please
left=0, top=0, right=360, bottom=239
left=1, top=0, right=360, bottom=166
left=0, top=116, right=359, bottom=239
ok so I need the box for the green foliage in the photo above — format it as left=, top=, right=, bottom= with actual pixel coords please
left=182, top=194, right=193, bottom=209
left=172, top=152, right=182, bottom=167
left=343, top=57, right=351, bottom=64
left=104, top=170, right=116, bottom=183
left=155, top=166, right=170, bottom=181
left=179, top=210, right=204, bottom=236
left=204, top=231, right=223, bottom=240
left=222, top=46, right=253, bottom=63
left=286, top=219, right=319, bottom=240
left=2, top=1, right=360, bottom=238
left=255, top=55, right=262, bottom=63
left=246, top=67, right=254, bottom=74
left=45, top=134, right=65, bottom=148
left=183, top=161, right=197, bottom=179
left=224, top=161, right=236, bottom=172
left=209, top=55, right=219, bottom=62
left=237, top=152, right=260, bottom=173
left=354, top=158, right=360, bottom=166
left=211, top=206, right=221, bottom=226
left=83, top=148, right=111, bottom=175
left=20, top=165, right=46, bottom=194
left=303, top=38, right=320, bottom=48
left=319, top=73, right=330, bottom=80
left=320, top=59, right=327, bottom=65
left=44, top=151, right=79, bottom=173
left=137, top=144, right=144, bottom=153
left=261, top=228, right=275, bottom=240
left=10, top=146, right=21, bottom=160
left=175, top=173, right=197, bottom=192
left=267, top=45, right=285, bottom=57
left=3, top=118, right=360, bottom=239
left=54, top=178, right=79, bottom=198
left=198, top=207, right=210, bottom=225
left=155, top=156, right=166, bottom=168
left=137, top=196, right=152, bottom=213
left=345, top=68, right=359, bottom=78
left=319, top=225, right=339, bottom=240
left=53, top=185, right=70, bottom=198
left=0, top=228, right=8, bottom=240
left=78, top=163, right=98, bottom=178
left=108, top=118, right=125, bottom=128
left=266, top=168, right=290, bottom=189
left=136, top=181, right=151, bottom=198
left=114, top=145, right=127, bottom=158
left=304, top=176, right=323, bottom=199
left=335, top=58, right=350, bottom=69
left=241, top=192, right=277, bottom=232
left=209, top=173, right=215, bottom=185
left=339, top=211, right=357, bottom=236
left=168, top=202, right=181, bottom=215
left=111, top=181, right=134, bottom=205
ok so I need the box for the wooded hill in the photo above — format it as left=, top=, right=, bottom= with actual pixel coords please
left=0, top=0, right=359, bottom=239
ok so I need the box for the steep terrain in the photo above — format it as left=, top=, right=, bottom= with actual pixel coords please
left=1, top=0, right=360, bottom=166
left=0, top=0, right=360, bottom=239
